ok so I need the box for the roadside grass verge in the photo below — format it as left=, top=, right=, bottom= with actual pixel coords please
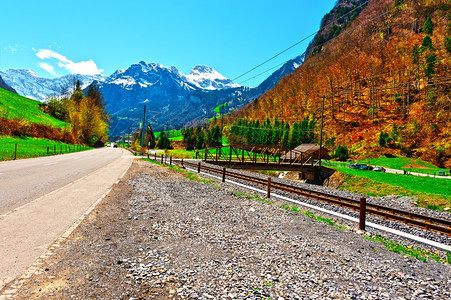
left=331, top=166, right=451, bottom=210
left=166, top=149, right=196, bottom=159
left=365, top=234, right=451, bottom=264
left=0, top=136, right=91, bottom=161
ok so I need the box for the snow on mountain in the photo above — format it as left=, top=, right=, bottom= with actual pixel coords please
left=184, top=65, right=240, bottom=90
left=0, top=69, right=106, bottom=101
left=1, top=61, right=239, bottom=102
left=104, top=62, right=239, bottom=91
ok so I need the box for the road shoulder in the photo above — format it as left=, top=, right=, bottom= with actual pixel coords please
left=0, top=148, right=133, bottom=294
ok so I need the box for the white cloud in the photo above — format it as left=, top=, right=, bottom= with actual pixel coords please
left=36, top=49, right=103, bottom=75
left=57, top=60, right=104, bottom=75
left=36, top=49, right=71, bottom=63
left=38, top=62, right=57, bottom=76
left=6, top=45, right=18, bottom=53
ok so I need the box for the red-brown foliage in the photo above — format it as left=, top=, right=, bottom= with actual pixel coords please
left=227, top=0, right=451, bottom=167
left=0, top=117, right=77, bottom=144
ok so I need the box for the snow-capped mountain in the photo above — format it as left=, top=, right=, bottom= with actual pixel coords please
left=184, top=65, right=240, bottom=90
left=97, top=61, right=243, bottom=132
left=102, top=62, right=238, bottom=92
left=103, top=57, right=304, bottom=133
left=0, top=69, right=106, bottom=101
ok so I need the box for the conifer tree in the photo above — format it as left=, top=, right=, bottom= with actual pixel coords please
left=281, top=123, right=290, bottom=148
left=422, top=17, right=433, bottom=35
left=146, top=124, right=156, bottom=149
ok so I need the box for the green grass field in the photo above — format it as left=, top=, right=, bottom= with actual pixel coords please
left=332, top=166, right=451, bottom=209
left=0, top=88, right=68, bottom=128
left=155, top=129, right=183, bottom=141
left=356, top=156, right=449, bottom=176
left=0, top=136, right=91, bottom=161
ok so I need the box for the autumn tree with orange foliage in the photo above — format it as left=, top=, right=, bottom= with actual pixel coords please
left=42, top=81, right=109, bottom=145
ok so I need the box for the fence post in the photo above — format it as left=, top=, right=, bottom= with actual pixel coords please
left=359, top=197, right=366, bottom=231
left=222, top=167, right=226, bottom=183
left=154, top=152, right=157, bottom=160
left=161, top=154, right=163, bottom=164
left=14, top=143, right=17, bottom=160
left=47, top=147, right=49, bottom=155
left=198, top=162, right=201, bottom=173
left=267, top=177, right=271, bottom=198
left=182, top=158, right=184, bottom=167
left=170, top=156, right=172, bottom=165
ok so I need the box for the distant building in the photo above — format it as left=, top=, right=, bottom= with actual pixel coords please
left=280, top=144, right=328, bottom=162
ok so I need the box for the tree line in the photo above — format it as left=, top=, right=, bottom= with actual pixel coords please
left=182, top=124, right=222, bottom=150
left=228, top=116, right=317, bottom=149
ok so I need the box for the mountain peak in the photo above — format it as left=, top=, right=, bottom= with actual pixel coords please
left=7, top=69, right=39, bottom=78
left=184, top=65, right=239, bottom=90
left=190, top=65, right=215, bottom=75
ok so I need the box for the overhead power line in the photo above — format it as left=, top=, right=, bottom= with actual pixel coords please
left=236, top=0, right=421, bottom=86
left=232, top=0, right=371, bottom=83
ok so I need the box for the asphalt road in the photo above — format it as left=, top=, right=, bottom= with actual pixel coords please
left=0, top=147, right=133, bottom=292
left=0, top=147, right=123, bottom=215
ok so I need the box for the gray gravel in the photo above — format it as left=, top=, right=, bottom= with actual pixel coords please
left=123, top=162, right=451, bottom=299
left=181, top=160, right=451, bottom=247
left=6, top=160, right=451, bottom=299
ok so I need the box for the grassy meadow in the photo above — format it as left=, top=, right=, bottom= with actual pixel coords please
left=332, top=166, right=451, bottom=210
left=0, top=136, right=91, bottom=161
left=0, top=88, right=68, bottom=128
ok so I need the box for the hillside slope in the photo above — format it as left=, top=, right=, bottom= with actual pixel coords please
left=0, top=75, right=16, bottom=94
left=0, top=88, right=68, bottom=128
left=229, top=0, right=451, bottom=168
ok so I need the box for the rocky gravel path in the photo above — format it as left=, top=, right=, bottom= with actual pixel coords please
left=3, top=159, right=450, bottom=299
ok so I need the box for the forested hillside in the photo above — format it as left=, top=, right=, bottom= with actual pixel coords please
left=228, top=0, right=451, bottom=168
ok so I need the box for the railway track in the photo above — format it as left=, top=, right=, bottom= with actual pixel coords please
left=150, top=155, right=451, bottom=237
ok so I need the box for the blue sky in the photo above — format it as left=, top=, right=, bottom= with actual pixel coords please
left=1, top=0, right=336, bottom=86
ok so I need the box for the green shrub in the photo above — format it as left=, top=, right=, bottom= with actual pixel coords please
left=334, top=145, right=349, bottom=161
left=378, top=131, right=391, bottom=147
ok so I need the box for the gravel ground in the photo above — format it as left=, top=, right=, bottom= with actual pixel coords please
left=3, top=159, right=451, bottom=299
left=181, top=160, right=451, bottom=247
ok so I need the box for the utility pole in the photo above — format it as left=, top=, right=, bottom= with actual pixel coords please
left=318, top=96, right=325, bottom=167
left=141, top=105, right=146, bottom=149
left=221, top=104, right=224, bottom=129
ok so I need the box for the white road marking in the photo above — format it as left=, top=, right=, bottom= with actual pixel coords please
left=42, top=162, right=58, bottom=166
